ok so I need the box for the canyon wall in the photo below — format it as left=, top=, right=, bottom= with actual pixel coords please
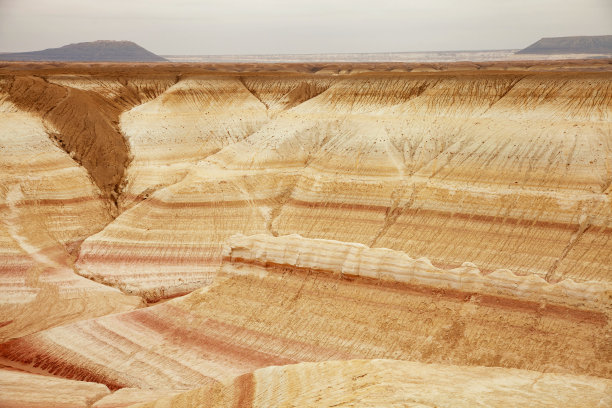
left=71, top=70, right=612, bottom=302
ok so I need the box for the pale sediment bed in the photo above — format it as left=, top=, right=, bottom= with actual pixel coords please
left=0, top=368, right=111, bottom=408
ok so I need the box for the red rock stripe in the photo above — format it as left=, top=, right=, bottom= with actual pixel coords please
left=86, top=318, right=213, bottom=385
left=0, top=340, right=126, bottom=390
left=168, top=307, right=354, bottom=362
left=144, top=197, right=264, bottom=209
left=140, top=194, right=602, bottom=232
left=0, top=196, right=101, bottom=210
left=228, top=257, right=608, bottom=326
left=233, top=372, right=255, bottom=408
left=129, top=309, right=297, bottom=369
left=79, top=253, right=220, bottom=265
left=287, top=199, right=590, bottom=231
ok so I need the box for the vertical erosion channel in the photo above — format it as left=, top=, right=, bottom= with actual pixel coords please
left=5, top=75, right=143, bottom=217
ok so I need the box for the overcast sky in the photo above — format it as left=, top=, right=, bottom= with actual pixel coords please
left=0, top=0, right=610, bottom=55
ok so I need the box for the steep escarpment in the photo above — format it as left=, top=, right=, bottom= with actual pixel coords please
left=371, top=74, right=612, bottom=282
left=0, top=74, right=176, bottom=340
left=4, top=76, right=128, bottom=206
left=75, top=75, right=444, bottom=300
left=117, top=76, right=338, bottom=211
left=240, top=76, right=335, bottom=115
left=118, top=76, right=270, bottom=210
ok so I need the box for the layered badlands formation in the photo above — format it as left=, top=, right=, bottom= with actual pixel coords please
left=133, top=360, right=612, bottom=408
left=0, top=61, right=611, bottom=406
left=0, top=83, right=142, bottom=342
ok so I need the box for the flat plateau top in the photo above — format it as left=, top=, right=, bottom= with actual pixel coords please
left=0, top=58, right=611, bottom=77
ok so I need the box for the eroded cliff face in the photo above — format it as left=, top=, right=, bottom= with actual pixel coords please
left=0, top=73, right=180, bottom=341
left=3, top=233, right=609, bottom=389
left=71, top=70, right=612, bottom=302
left=1, top=75, right=175, bottom=209
left=0, top=62, right=610, bottom=407
left=0, top=86, right=142, bottom=342
left=131, top=360, right=612, bottom=408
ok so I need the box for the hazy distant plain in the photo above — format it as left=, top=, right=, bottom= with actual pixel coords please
left=163, top=49, right=611, bottom=63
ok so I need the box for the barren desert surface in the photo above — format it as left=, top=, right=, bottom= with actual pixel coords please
left=0, top=60, right=611, bottom=407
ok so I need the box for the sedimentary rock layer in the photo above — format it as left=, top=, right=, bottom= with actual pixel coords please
left=0, top=368, right=110, bottom=408
left=134, top=359, right=612, bottom=408
left=4, top=76, right=120, bottom=202
left=0, top=88, right=142, bottom=341
left=1, top=74, right=175, bottom=211
left=76, top=76, right=335, bottom=300
left=92, top=389, right=180, bottom=408
left=2, top=235, right=609, bottom=390
left=240, top=76, right=334, bottom=116
left=227, top=234, right=610, bottom=310
left=270, top=73, right=612, bottom=282
left=117, top=76, right=335, bottom=209
left=118, top=76, right=269, bottom=209
left=74, top=70, right=612, bottom=301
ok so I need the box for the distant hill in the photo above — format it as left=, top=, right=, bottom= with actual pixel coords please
left=0, top=40, right=167, bottom=62
left=516, top=35, right=612, bottom=54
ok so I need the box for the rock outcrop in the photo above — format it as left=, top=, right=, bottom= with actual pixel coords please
left=2, top=75, right=175, bottom=208
left=133, top=360, right=612, bottom=408
left=1, top=234, right=609, bottom=390
left=118, top=77, right=270, bottom=210
left=226, top=234, right=610, bottom=310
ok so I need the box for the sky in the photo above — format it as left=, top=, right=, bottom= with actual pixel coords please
left=0, top=0, right=610, bottom=55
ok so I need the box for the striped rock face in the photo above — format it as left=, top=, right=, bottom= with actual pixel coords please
left=73, top=71, right=612, bottom=303
left=0, top=368, right=110, bottom=408
left=92, top=389, right=180, bottom=408
left=0, top=84, right=142, bottom=341
left=118, top=77, right=269, bottom=210
left=1, top=234, right=609, bottom=390
left=0, top=62, right=610, bottom=406
left=132, top=360, right=612, bottom=408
